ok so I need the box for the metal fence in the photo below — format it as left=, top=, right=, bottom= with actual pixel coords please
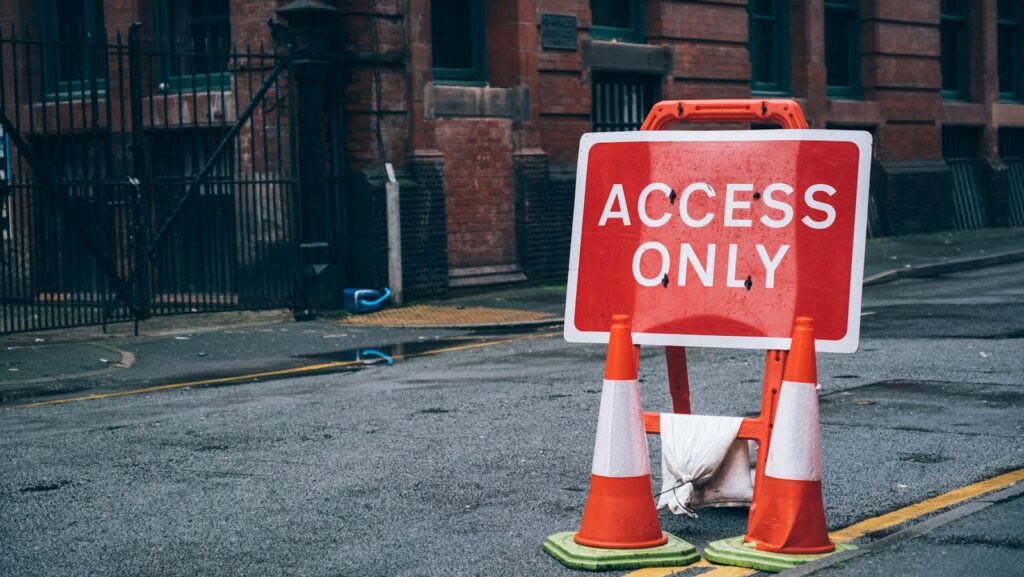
left=942, top=126, right=990, bottom=231
left=0, top=25, right=299, bottom=334
left=1001, top=129, right=1024, bottom=227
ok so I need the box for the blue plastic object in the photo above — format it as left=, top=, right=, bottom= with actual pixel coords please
left=358, top=349, right=394, bottom=365
left=342, top=287, right=392, bottom=313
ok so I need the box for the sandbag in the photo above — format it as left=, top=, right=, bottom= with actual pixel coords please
left=657, top=414, right=753, bottom=517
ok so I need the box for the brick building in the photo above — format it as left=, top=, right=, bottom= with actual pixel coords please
left=2, top=0, right=1024, bottom=322
left=371, top=0, right=1024, bottom=293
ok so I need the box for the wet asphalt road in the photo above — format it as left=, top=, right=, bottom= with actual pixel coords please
left=1, top=262, right=1023, bottom=576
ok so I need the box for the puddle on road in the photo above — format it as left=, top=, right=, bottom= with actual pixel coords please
left=822, top=379, right=1024, bottom=437
left=19, top=480, right=71, bottom=493
left=193, top=336, right=523, bottom=393
left=899, top=452, right=949, bottom=464
left=297, top=335, right=522, bottom=365
left=869, top=380, right=1024, bottom=407
left=416, top=407, right=452, bottom=415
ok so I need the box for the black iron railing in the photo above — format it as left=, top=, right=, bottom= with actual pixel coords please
left=0, top=26, right=299, bottom=334
left=942, top=126, right=990, bottom=231
left=1001, top=129, right=1024, bottom=227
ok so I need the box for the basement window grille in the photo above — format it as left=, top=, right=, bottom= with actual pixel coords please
left=592, top=73, right=658, bottom=133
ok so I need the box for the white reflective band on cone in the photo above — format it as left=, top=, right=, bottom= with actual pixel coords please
left=764, top=380, right=822, bottom=481
left=592, top=379, right=650, bottom=478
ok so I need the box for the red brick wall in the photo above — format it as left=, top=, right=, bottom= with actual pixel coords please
left=536, top=0, right=588, bottom=165
left=860, top=0, right=943, bottom=161
left=535, top=0, right=756, bottom=166
left=338, top=1, right=410, bottom=171
left=435, top=118, right=517, bottom=269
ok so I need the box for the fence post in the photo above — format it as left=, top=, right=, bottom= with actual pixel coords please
left=127, top=22, right=150, bottom=322
left=276, top=0, right=341, bottom=320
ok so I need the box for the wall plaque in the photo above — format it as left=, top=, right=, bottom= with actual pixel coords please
left=542, top=14, right=577, bottom=51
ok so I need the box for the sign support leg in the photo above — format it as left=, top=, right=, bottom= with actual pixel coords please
left=665, top=346, right=691, bottom=414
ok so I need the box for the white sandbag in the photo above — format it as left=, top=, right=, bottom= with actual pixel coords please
left=657, top=414, right=750, bottom=517
left=690, top=439, right=754, bottom=509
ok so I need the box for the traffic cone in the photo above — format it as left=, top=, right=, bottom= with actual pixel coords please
left=745, top=316, right=832, bottom=553
left=704, top=317, right=854, bottom=572
left=544, top=314, right=698, bottom=571
left=574, top=314, right=664, bottom=549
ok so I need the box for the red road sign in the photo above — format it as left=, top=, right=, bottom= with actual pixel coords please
left=565, top=130, right=873, bottom=353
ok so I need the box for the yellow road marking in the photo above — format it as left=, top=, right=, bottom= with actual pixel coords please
left=624, top=467, right=1024, bottom=577
left=628, top=559, right=752, bottom=576
left=10, top=331, right=561, bottom=409
left=11, top=361, right=362, bottom=409
left=829, top=467, right=1024, bottom=542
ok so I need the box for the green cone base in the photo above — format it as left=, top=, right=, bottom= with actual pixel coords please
left=703, top=535, right=856, bottom=573
left=543, top=531, right=700, bottom=571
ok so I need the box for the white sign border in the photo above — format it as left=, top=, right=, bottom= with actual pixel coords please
left=564, top=129, right=874, bottom=353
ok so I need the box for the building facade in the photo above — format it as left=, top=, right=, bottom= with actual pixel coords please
left=1, top=0, right=1024, bottom=332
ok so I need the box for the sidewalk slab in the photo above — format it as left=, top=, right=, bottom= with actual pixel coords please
left=338, top=304, right=558, bottom=329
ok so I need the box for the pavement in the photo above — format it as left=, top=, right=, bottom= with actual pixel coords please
left=3, top=227, right=1024, bottom=397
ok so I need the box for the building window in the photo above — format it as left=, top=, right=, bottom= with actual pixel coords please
left=432, top=0, right=486, bottom=83
left=940, top=0, right=970, bottom=100
left=590, top=0, right=645, bottom=43
left=592, top=72, right=657, bottom=132
left=998, top=0, right=1023, bottom=101
left=155, top=0, right=231, bottom=89
left=749, top=0, right=790, bottom=94
left=38, top=0, right=107, bottom=95
left=825, top=0, right=860, bottom=98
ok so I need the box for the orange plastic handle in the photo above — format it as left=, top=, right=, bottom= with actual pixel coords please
left=640, top=99, right=809, bottom=131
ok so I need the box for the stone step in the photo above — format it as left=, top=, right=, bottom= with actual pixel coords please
left=448, top=265, right=527, bottom=288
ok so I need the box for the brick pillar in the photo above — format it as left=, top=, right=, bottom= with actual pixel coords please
left=791, top=0, right=827, bottom=126
left=976, top=0, right=1011, bottom=222
left=507, top=0, right=542, bottom=151
left=406, top=0, right=438, bottom=155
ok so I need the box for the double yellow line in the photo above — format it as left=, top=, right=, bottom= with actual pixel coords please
left=10, top=331, right=561, bottom=409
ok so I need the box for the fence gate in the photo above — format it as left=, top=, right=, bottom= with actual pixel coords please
left=942, top=126, right=990, bottom=230
left=0, top=25, right=300, bottom=334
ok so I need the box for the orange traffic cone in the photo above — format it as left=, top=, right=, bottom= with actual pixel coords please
left=544, top=314, right=698, bottom=570
left=574, top=314, right=665, bottom=549
left=744, top=316, right=833, bottom=554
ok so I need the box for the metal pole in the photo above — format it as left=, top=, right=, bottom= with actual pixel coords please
left=128, top=23, right=150, bottom=321
left=384, top=163, right=402, bottom=306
